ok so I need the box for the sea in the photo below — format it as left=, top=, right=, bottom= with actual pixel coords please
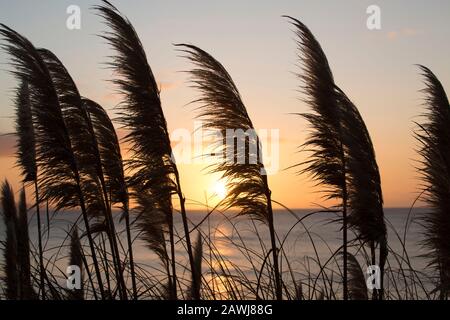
left=0, top=207, right=435, bottom=299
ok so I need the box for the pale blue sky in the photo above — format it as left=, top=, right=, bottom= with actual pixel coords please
left=0, top=0, right=449, bottom=207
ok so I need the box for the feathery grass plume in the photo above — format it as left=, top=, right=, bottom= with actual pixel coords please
left=0, top=25, right=105, bottom=298
left=0, top=183, right=35, bottom=299
left=15, top=81, right=36, bottom=183
left=188, top=232, right=203, bottom=300
left=286, top=16, right=388, bottom=300
left=134, top=186, right=174, bottom=298
left=14, top=80, right=46, bottom=299
left=177, top=44, right=283, bottom=300
left=342, top=252, right=368, bottom=300
left=83, top=98, right=137, bottom=299
left=1, top=180, right=19, bottom=299
left=17, top=188, right=36, bottom=299
left=68, top=227, right=84, bottom=300
left=415, top=65, right=450, bottom=299
left=38, top=49, right=127, bottom=299
left=94, top=0, right=194, bottom=299
left=284, top=16, right=349, bottom=299
left=81, top=98, right=127, bottom=214
left=337, top=87, right=387, bottom=299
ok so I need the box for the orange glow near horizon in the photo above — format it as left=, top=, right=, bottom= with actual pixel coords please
left=0, top=130, right=425, bottom=211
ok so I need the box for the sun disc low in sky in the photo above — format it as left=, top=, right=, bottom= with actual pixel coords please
left=212, top=180, right=227, bottom=199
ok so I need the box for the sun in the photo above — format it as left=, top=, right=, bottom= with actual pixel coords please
left=212, top=180, right=227, bottom=199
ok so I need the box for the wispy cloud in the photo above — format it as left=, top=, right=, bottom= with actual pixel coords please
left=159, top=81, right=178, bottom=91
left=387, top=28, right=423, bottom=41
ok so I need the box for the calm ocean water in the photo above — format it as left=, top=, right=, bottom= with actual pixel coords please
left=0, top=207, right=432, bottom=298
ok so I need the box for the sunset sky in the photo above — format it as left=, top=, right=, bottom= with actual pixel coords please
left=0, top=0, right=449, bottom=209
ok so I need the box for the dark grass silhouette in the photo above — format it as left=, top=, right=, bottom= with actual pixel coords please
left=40, top=47, right=128, bottom=299
left=14, top=80, right=46, bottom=299
left=415, top=65, right=450, bottom=300
left=177, top=43, right=283, bottom=300
left=83, top=97, right=137, bottom=299
left=94, top=0, right=197, bottom=299
left=0, top=24, right=107, bottom=299
left=0, top=1, right=446, bottom=301
left=284, top=16, right=350, bottom=299
left=0, top=181, right=35, bottom=299
left=345, top=252, right=368, bottom=300
left=285, top=16, right=387, bottom=300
